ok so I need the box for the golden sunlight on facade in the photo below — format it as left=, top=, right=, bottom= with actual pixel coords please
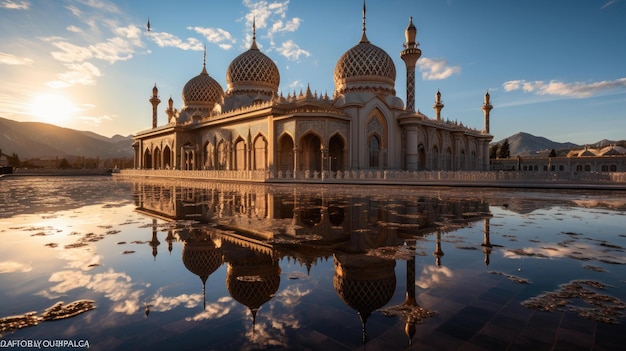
left=131, top=9, right=493, bottom=180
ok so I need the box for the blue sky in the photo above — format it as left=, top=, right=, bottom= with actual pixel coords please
left=1, top=0, right=625, bottom=145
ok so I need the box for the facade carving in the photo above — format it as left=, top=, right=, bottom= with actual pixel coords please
left=133, top=7, right=493, bottom=175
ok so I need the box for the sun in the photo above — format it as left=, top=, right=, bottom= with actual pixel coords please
left=28, top=93, right=77, bottom=125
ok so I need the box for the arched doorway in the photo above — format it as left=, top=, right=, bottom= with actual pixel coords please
left=418, top=144, right=426, bottom=170
left=459, top=149, right=465, bottom=170
left=143, top=149, right=152, bottom=169
left=300, top=133, right=321, bottom=172
left=153, top=147, right=162, bottom=169
left=253, top=135, right=267, bottom=170
left=431, top=146, right=439, bottom=170
left=328, top=134, right=344, bottom=171
left=278, top=134, right=294, bottom=173
left=234, top=138, right=246, bottom=170
left=445, top=147, right=452, bottom=170
left=163, top=145, right=171, bottom=169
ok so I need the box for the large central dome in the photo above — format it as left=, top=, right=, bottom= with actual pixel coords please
left=226, top=39, right=280, bottom=96
left=334, top=30, right=396, bottom=96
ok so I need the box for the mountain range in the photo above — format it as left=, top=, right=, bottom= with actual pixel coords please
left=0, top=117, right=623, bottom=160
left=0, top=117, right=133, bottom=159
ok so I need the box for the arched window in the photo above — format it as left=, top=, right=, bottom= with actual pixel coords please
left=610, top=165, right=617, bottom=172
left=418, top=144, right=426, bottom=170
left=431, top=146, right=439, bottom=170
left=369, top=135, right=380, bottom=168
left=253, top=136, right=267, bottom=170
left=234, top=139, right=246, bottom=170
left=278, top=134, right=294, bottom=173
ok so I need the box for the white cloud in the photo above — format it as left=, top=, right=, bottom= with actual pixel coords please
left=417, top=57, right=461, bottom=80
left=148, top=31, right=204, bottom=51
left=74, top=0, right=120, bottom=14
left=415, top=265, right=454, bottom=289
left=187, top=26, right=236, bottom=50
left=1, top=0, right=29, bottom=10
left=66, top=5, right=81, bottom=17
left=0, top=52, right=33, bottom=65
left=66, top=25, right=83, bottom=33
left=276, top=40, right=310, bottom=61
left=502, top=78, right=626, bottom=98
left=90, top=37, right=136, bottom=63
left=51, top=41, right=93, bottom=63
left=47, top=62, right=102, bottom=88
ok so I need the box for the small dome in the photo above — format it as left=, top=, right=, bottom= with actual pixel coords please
left=226, top=44, right=280, bottom=96
left=334, top=34, right=396, bottom=96
left=182, top=66, right=224, bottom=108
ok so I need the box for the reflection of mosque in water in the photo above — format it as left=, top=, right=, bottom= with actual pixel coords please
left=133, top=180, right=493, bottom=345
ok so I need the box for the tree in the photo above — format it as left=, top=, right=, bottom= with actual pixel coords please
left=489, top=144, right=499, bottom=159
left=58, top=158, right=71, bottom=169
left=7, top=153, right=21, bottom=167
left=548, top=149, right=556, bottom=157
left=497, top=139, right=510, bottom=159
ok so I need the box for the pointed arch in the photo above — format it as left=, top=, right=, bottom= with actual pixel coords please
left=299, top=132, right=321, bottom=172
left=431, top=145, right=439, bottom=170
left=253, top=133, right=267, bottom=170
left=418, top=143, right=426, bottom=170
left=277, top=133, right=294, bottom=173
left=444, top=146, right=452, bottom=170
left=217, top=139, right=228, bottom=170
left=153, top=146, right=162, bottom=169
left=233, top=136, right=246, bottom=170
left=366, top=108, right=388, bottom=169
left=328, top=133, right=345, bottom=171
left=143, top=148, right=152, bottom=169
left=203, top=141, right=214, bottom=169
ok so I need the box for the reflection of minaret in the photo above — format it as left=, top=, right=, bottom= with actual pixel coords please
left=333, top=253, right=396, bottom=345
left=400, top=16, right=422, bottom=113
left=433, top=230, right=444, bottom=266
left=182, top=229, right=224, bottom=309
left=165, top=229, right=175, bottom=254
left=379, top=241, right=436, bottom=346
left=149, top=219, right=160, bottom=261
left=481, top=218, right=493, bottom=267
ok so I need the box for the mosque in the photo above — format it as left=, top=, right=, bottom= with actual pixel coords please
left=132, top=6, right=493, bottom=177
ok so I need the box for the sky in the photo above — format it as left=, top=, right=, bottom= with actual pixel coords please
left=1, top=0, right=625, bottom=145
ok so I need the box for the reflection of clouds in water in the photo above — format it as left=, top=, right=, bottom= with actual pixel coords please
left=58, top=247, right=101, bottom=270
left=274, top=285, right=311, bottom=308
left=416, top=265, right=454, bottom=289
left=43, top=268, right=145, bottom=315
left=185, top=296, right=236, bottom=321
left=150, top=292, right=203, bottom=312
left=0, top=261, right=33, bottom=273
left=504, top=244, right=626, bottom=264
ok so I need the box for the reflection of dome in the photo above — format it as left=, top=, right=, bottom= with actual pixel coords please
left=226, top=35, right=280, bottom=97
left=334, top=31, right=396, bottom=96
left=182, top=231, right=223, bottom=286
left=226, top=251, right=280, bottom=322
left=333, top=253, right=396, bottom=342
left=182, top=65, right=224, bottom=109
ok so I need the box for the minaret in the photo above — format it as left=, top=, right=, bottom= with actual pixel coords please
left=433, top=90, right=444, bottom=121
left=150, top=84, right=160, bottom=128
left=400, top=16, right=422, bottom=112
left=482, top=91, right=493, bottom=134
left=165, top=96, right=175, bottom=123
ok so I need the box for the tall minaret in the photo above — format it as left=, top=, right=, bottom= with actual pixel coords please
left=150, top=84, right=160, bottom=128
left=482, top=91, right=493, bottom=134
left=165, top=96, right=175, bottom=123
left=433, top=90, right=444, bottom=121
left=400, top=16, right=422, bottom=112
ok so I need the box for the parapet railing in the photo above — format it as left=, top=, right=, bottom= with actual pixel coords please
left=118, top=169, right=626, bottom=184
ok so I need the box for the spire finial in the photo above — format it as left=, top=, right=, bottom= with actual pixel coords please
left=201, top=45, right=208, bottom=75
left=250, top=16, right=259, bottom=50
left=359, top=0, right=369, bottom=43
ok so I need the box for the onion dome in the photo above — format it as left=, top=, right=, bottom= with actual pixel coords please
left=182, top=49, right=224, bottom=109
left=226, top=20, right=280, bottom=97
left=334, top=4, right=396, bottom=96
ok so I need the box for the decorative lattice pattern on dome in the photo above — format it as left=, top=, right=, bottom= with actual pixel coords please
left=182, top=243, right=223, bottom=282
left=334, top=42, right=396, bottom=84
left=334, top=275, right=396, bottom=313
left=227, top=270, right=280, bottom=309
left=226, top=50, right=280, bottom=92
left=182, top=72, right=224, bottom=106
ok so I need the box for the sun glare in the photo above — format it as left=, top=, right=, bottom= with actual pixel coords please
left=28, top=93, right=77, bottom=125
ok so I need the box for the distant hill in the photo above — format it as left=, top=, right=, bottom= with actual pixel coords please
left=0, top=117, right=133, bottom=159
left=492, top=132, right=579, bottom=156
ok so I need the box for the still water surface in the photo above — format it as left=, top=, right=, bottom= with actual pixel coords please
left=1, top=176, right=625, bottom=350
